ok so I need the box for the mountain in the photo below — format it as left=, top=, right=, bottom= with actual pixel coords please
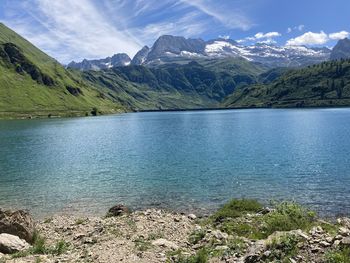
left=330, top=38, right=350, bottom=60
left=82, top=58, right=267, bottom=110
left=129, top=35, right=331, bottom=68
left=70, top=35, right=331, bottom=70
left=68, top=53, right=131, bottom=71
left=131, top=46, right=150, bottom=65
left=223, top=59, right=350, bottom=108
left=146, top=35, right=206, bottom=61
left=0, top=23, right=125, bottom=118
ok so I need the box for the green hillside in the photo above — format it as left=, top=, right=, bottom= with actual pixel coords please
left=0, top=23, right=124, bottom=118
left=223, top=59, right=350, bottom=108
left=84, top=59, right=266, bottom=111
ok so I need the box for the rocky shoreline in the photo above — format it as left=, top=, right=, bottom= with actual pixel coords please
left=1, top=200, right=350, bottom=263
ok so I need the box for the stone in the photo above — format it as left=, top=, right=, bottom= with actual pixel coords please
left=152, top=239, right=179, bottom=250
left=340, top=237, right=350, bottom=247
left=333, top=240, right=341, bottom=248
left=0, top=233, right=30, bottom=254
left=263, top=250, right=271, bottom=257
left=188, top=214, right=197, bottom=220
left=310, top=245, right=320, bottom=253
left=319, top=241, right=331, bottom=247
left=244, top=240, right=266, bottom=263
left=338, top=227, right=349, bottom=236
left=0, top=209, right=35, bottom=243
left=107, top=205, right=129, bottom=217
left=212, top=230, right=228, bottom=240
left=337, top=217, right=350, bottom=229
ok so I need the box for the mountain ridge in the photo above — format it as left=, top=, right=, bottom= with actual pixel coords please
left=68, top=35, right=333, bottom=71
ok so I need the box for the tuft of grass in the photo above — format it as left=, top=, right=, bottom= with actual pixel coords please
left=74, top=218, right=86, bottom=225
left=266, top=233, right=300, bottom=261
left=189, top=229, right=206, bottom=245
left=51, top=240, right=70, bottom=255
left=263, top=202, right=316, bottom=236
left=43, top=218, right=53, bottom=224
left=209, top=200, right=316, bottom=240
left=133, top=237, right=153, bottom=251
left=212, top=199, right=263, bottom=222
left=325, top=247, right=350, bottom=263
left=11, top=232, right=69, bottom=258
left=174, top=248, right=209, bottom=263
left=31, top=231, right=47, bottom=254
left=148, top=231, right=165, bottom=240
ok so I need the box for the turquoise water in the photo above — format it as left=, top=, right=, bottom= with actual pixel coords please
left=0, top=109, right=350, bottom=218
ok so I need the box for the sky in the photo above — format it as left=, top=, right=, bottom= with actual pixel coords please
left=0, top=0, right=349, bottom=63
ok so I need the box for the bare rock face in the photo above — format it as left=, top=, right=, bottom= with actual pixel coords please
left=0, top=209, right=35, bottom=243
left=0, top=233, right=30, bottom=254
left=107, top=205, right=130, bottom=217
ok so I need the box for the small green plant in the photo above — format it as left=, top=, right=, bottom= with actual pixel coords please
left=148, top=231, right=164, bottom=240
left=326, top=247, right=350, bottom=263
left=51, top=240, right=70, bottom=255
left=263, top=202, right=316, bottom=236
left=74, top=218, right=86, bottom=225
left=212, top=199, right=263, bottom=222
left=126, top=218, right=137, bottom=231
left=266, top=234, right=299, bottom=261
left=11, top=250, right=30, bottom=258
left=31, top=232, right=47, bottom=254
left=189, top=229, right=206, bottom=244
left=133, top=237, right=153, bottom=251
left=174, top=249, right=209, bottom=263
left=43, top=217, right=53, bottom=224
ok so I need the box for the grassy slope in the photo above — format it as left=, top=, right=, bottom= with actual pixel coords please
left=0, top=23, right=123, bottom=118
left=84, top=58, right=266, bottom=111
left=223, top=59, right=350, bottom=108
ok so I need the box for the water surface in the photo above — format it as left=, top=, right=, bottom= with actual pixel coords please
left=0, top=109, right=350, bottom=218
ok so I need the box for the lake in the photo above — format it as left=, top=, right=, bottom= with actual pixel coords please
left=0, top=109, right=350, bottom=218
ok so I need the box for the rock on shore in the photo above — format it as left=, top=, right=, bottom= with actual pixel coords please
left=0, top=202, right=349, bottom=262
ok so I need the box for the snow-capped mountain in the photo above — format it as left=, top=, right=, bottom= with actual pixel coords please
left=68, top=35, right=333, bottom=70
left=136, top=36, right=331, bottom=67
left=68, top=53, right=131, bottom=71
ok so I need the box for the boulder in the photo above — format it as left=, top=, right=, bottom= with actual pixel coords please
left=107, top=205, right=129, bottom=217
left=0, top=209, right=35, bottom=243
left=0, top=233, right=30, bottom=254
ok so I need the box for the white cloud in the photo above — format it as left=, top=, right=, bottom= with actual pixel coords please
left=5, top=0, right=143, bottom=63
left=134, top=11, right=208, bottom=44
left=297, top=25, right=305, bottom=31
left=286, top=24, right=305, bottom=33
left=254, top=32, right=281, bottom=39
left=329, top=30, right=349, bottom=40
left=239, top=31, right=281, bottom=44
left=286, top=31, right=328, bottom=46
left=179, top=0, right=253, bottom=30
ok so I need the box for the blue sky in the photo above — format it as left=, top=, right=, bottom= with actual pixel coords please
left=1, top=0, right=349, bottom=63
